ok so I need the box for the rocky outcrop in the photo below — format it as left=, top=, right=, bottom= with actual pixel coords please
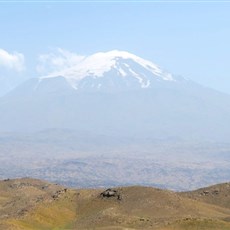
left=100, top=188, right=122, bottom=200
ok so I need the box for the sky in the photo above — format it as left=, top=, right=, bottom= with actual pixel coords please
left=0, top=1, right=230, bottom=94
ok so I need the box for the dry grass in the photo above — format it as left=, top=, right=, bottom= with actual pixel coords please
left=1, top=179, right=230, bottom=229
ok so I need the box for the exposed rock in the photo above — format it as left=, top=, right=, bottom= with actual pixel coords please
left=52, top=189, right=68, bottom=200
left=212, top=189, right=219, bottom=195
left=100, top=188, right=122, bottom=200
left=202, top=190, right=209, bottom=195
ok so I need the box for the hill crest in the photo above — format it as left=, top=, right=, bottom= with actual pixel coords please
left=1, top=178, right=230, bottom=230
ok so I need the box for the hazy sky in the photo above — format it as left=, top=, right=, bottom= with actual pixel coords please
left=1, top=1, right=230, bottom=94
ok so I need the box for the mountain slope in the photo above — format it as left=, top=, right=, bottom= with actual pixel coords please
left=1, top=178, right=230, bottom=230
left=181, top=182, right=230, bottom=209
left=1, top=79, right=230, bottom=141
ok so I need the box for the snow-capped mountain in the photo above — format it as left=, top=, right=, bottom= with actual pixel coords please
left=33, top=50, right=177, bottom=93
left=1, top=50, right=230, bottom=142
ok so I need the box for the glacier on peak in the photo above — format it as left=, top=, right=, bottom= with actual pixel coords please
left=39, top=50, right=175, bottom=91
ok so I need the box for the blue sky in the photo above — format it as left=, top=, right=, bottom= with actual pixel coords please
left=1, top=1, right=230, bottom=94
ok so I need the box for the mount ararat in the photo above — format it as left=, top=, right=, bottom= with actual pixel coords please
left=0, top=50, right=229, bottom=142
left=0, top=50, right=230, bottom=190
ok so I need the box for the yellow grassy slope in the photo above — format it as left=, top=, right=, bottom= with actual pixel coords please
left=2, top=179, right=230, bottom=230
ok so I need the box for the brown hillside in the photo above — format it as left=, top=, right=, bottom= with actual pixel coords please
left=1, top=178, right=230, bottom=229
left=181, top=182, right=230, bottom=209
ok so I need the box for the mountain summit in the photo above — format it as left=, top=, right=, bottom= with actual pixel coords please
left=36, top=50, right=175, bottom=92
